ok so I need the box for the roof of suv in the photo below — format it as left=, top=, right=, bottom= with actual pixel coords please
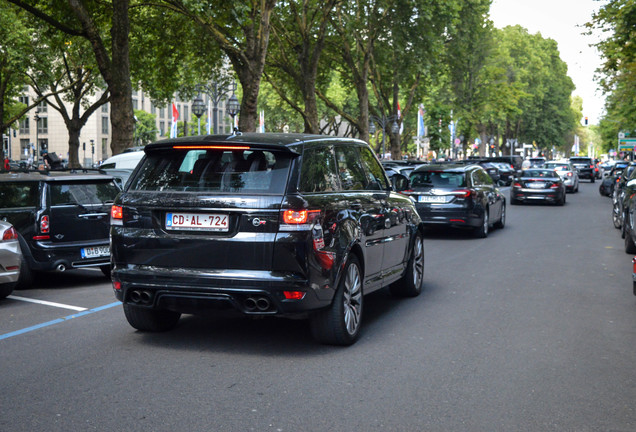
left=0, top=170, right=114, bottom=183
left=145, top=133, right=367, bottom=152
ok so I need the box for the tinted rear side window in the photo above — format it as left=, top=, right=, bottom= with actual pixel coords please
left=128, top=149, right=292, bottom=194
left=0, top=183, right=39, bottom=208
left=334, top=146, right=367, bottom=191
left=299, top=146, right=340, bottom=193
left=50, top=182, right=120, bottom=206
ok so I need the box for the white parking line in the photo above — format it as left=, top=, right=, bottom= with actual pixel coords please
left=7, top=295, right=88, bottom=312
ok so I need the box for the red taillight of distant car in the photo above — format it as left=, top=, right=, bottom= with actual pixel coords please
left=453, top=189, right=471, bottom=198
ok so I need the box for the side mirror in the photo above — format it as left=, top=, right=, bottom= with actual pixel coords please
left=391, top=173, right=409, bottom=192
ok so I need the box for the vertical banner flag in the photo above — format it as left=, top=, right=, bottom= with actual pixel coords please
left=417, top=105, right=425, bottom=137
left=170, top=103, right=180, bottom=138
left=259, top=110, right=265, bottom=133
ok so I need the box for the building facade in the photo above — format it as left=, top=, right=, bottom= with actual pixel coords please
left=2, top=87, right=233, bottom=167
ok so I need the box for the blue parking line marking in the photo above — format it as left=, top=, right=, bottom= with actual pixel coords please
left=0, top=301, right=121, bottom=341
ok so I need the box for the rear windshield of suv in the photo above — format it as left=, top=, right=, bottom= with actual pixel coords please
left=570, top=158, right=592, bottom=164
left=410, top=171, right=466, bottom=189
left=128, top=148, right=293, bottom=194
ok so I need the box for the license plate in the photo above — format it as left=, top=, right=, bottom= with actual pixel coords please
left=166, top=212, right=229, bottom=232
left=528, top=182, right=546, bottom=189
left=418, top=195, right=448, bottom=203
left=81, top=246, right=110, bottom=258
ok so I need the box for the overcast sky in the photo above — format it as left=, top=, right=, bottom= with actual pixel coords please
left=489, top=0, right=606, bottom=125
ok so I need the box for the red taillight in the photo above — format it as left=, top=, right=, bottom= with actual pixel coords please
left=2, top=226, right=18, bottom=241
left=550, top=183, right=560, bottom=189
left=111, top=205, right=123, bottom=220
left=567, top=172, right=573, bottom=177
left=453, top=189, right=471, bottom=198
left=513, top=182, right=522, bottom=188
left=282, top=209, right=320, bottom=224
left=112, top=281, right=122, bottom=291
left=283, top=290, right=306, bottom=300
left=40, top=215, right=49, bottom=233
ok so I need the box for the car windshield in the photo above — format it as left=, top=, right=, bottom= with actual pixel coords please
left=410, top=171, right=466, bottom=189
left=522, top=169, right=558, bottom=178
left=128, top=148, right=293, bottom=194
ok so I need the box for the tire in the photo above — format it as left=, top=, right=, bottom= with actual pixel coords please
left=123, top=303, right=181, bottom=332
left=0, top=282, right=16, bottom=300
left=622, top=212, right=629, bottom=239
left=474, top=209, right=489, bottom=238
left=510, top=197, right=519, bottom=205
left=612, top=201, right=622, bottom=229
left=390, top=232, right=424, bottom=298
left=100, top=265, right=111, bottom=278
left=558, top=193, right=566, bottom=206
left=494, top=203, right=506, bottom=229
left=599, top=185, right=605, bottom=196
left=626, top=231, right=636, bottom=254
left=310, top=255, right=363, bottom=346
left=591, top=176, right=595, bottom=183
left=15, top=256, right=33, bottom=290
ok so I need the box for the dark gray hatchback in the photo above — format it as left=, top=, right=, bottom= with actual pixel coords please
left=110, top=133, right=425, bottom=345
left=0, top=170, right=120, bottom=287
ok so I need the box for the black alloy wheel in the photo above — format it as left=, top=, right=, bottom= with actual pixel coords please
left=310, top=255, right=363, bottom=346
left=390, top=232, right=424, bottom=298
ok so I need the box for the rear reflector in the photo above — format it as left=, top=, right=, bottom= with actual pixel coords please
left=283, top=291, right=306, bottom=300
left=32, top=235, right=50, bottom=240
left=112, top=281, right=122, bottom=291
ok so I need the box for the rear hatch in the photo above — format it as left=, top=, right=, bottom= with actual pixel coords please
left=113, top=143, right=295, bottom=271
left=47, top=178, right=120, bottom=255
left=407, top=170, right=469, bottom=205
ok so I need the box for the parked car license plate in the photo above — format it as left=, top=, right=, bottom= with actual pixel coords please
left=418, top=195, right=448, bottom=203
left=166, top=212, right=229, bottom=232
left=81, top=246, right=110, bottom=258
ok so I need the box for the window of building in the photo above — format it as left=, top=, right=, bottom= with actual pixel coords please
left=20, top=139, right=30, bottom=159
left=37, top=117, right=48, bottom=134
left=102, top=103, right=109, bottom=113
left=159, top=108, right=165, bottom=118
left=132, top=99, right=138, bottom=110
left=159, top=121, right=165, bottom=136
left=150, top=102, right=156, bottom=115
left=102, top=116, right=109, bottom=134
left=37, top=101, right=47, bottom=113
left=102, top=138, right=108, bottom=160
left=19, top=95, right=29, bottom=106
left=183, top=105, right=189, bottom=122
left=19, top=118, right=29, bottom=134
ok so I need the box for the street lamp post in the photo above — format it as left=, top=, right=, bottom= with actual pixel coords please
left=226, top=93, right=240, bottom=134
left=196, top=79, right=237, bottom=134
left=33, top=109, right=40, bottom=168
left=191, top=93, right=206, bottom=135
left=90, top=139, right=95, bottom=167
left=369, top=114, right=398, bottom=159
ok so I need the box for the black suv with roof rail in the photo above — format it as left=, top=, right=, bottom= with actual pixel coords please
left=0, top=170, right=120, bottom=288
left=569, top=156, right=596, bottom=182
left=110, top=133, right=425, bottom=345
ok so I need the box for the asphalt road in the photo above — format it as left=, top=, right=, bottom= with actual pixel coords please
left=2, top=180, right=635, bottom=432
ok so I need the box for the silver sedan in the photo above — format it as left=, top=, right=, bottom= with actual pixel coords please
left=544, top=161, right=580, bottom=193
left=0, top=220, right=22, bottom=299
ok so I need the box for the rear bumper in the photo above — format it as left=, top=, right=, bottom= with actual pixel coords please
left=112, top=266, right=334, bottom=316
left=414, top=206, right=482, bottom=228
left=27, top=239, right=110, bottom=271
left=511, top=188, right=564, bottom=202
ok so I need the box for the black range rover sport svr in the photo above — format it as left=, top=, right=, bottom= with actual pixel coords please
left=110, top=133, right=425, bottom=345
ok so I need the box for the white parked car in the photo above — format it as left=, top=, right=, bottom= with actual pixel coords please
left=0, top=220, right=22, bottom=299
